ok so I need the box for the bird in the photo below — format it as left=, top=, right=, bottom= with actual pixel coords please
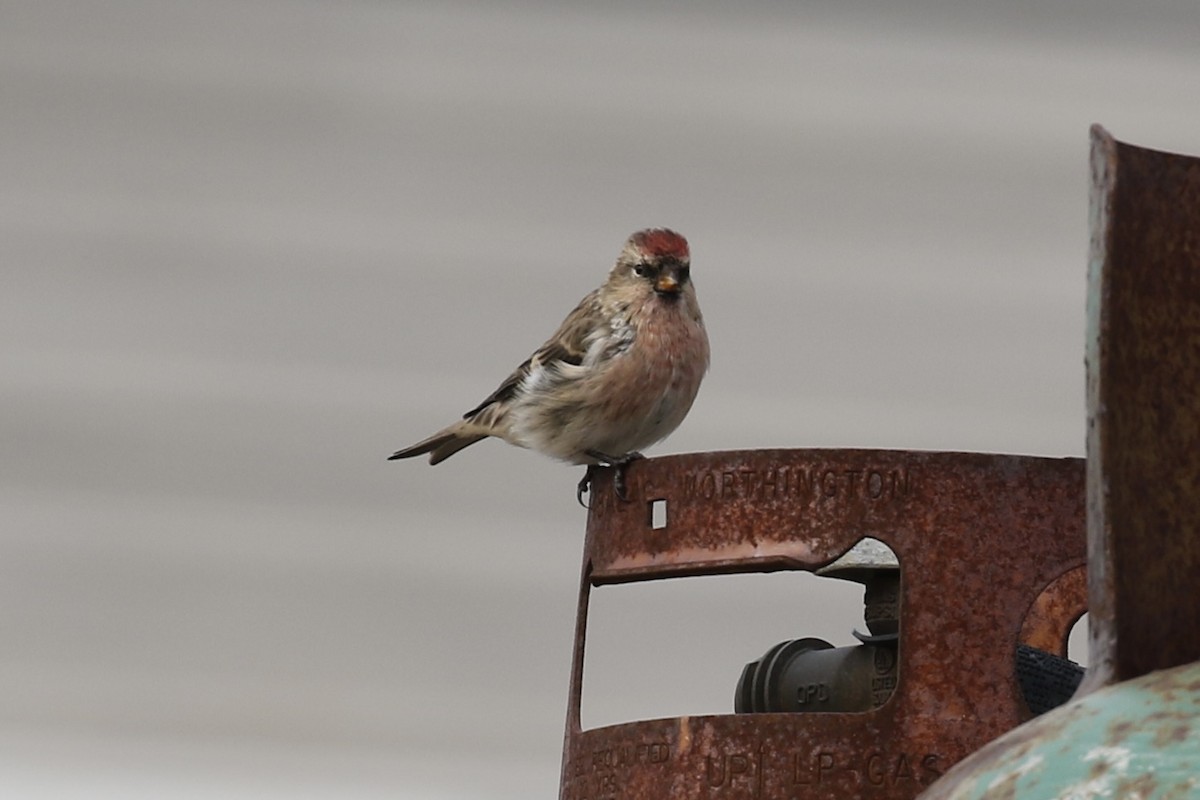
left=389, top=228, right=710, bottom=504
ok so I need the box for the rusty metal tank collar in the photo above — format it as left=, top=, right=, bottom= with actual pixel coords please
left=560, top=449, right=1086, bottom=800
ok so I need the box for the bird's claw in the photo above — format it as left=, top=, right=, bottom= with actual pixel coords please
left=581, top=450, right=644, bottom=504
left=576, top=468, right=593, bottom=509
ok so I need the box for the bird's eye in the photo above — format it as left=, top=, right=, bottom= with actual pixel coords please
left=677, top=265, right=690, bottom=282
left=633, top=263, right=654, bottom=278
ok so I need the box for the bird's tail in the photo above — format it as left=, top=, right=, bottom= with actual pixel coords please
left=388, top=420, right=491, bottom=465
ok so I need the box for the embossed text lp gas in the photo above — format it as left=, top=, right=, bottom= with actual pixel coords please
left=558, top=128, right=1200, bottom=800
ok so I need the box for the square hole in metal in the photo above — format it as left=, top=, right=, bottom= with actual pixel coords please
left=650, top=499, right=667, bottom=529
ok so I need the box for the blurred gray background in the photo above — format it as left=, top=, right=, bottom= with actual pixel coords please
left=4, top=1, right=1199, bottom=797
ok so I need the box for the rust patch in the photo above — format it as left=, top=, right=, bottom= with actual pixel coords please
left=1114, top=774, right=1159, bottom=797
left=1106, top=719, right=1136, bottom=747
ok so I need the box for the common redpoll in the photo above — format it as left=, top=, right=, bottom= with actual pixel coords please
left=389, top=228, right=709, bottom=503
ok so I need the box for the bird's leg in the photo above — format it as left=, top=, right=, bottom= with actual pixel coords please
left=610, top=452, right=645, bottom=501
left=585, top=450, right=645, bottom=502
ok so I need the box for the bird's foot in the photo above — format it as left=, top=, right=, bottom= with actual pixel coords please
left=611, top=452, right=645, bottom=501
left=576, top=468, right=594, bottom=509
left=584, top=450, right=645, bottom=502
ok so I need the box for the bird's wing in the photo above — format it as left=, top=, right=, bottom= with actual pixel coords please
left=461, top=289, right=601, bottom=420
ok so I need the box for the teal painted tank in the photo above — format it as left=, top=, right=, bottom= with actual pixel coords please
left=921, top=661, right=1200, bottom=799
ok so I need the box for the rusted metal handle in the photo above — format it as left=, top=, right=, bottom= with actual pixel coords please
left=1082, top=124, right=1200, bottom=692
